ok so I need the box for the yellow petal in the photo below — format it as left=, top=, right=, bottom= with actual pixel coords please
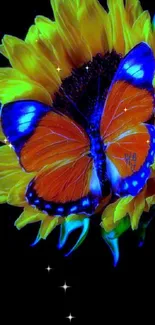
left=130, top=189, right=146, bottom=230
left=101, top=199, right=120, bottom=232
left=151, top=29, right=155, bottom=56
left=146, top=195, right=155, bottom=210
left=25, top=24, right=55, bottom=63
left=0, top=145, right=25, bottom=199
left=108, top=0, right=133, bottom=54
left=0, top=190, right=8, bottom=203
left=78, top=0, right=111, bottom=55
left=0, top=44, right=8, bottom=58
left=131, top=11, right=152, bottom=47
left=0, top=121, right=5, bottom=142
left=51, top=0, right=92, bottom=66
left=0, top=68, right=52, bottom=105
left=2, top=35, right=61, bottom=95
left=125, top=0, right=143, bottom=25
left=0, top=145, right=20, bottom=170
left=15, top=206, right=46, bottom=229
left=7, top=172, right=35, bottom=207
left=114, top=195, right=134, bottom=222
left=26, top=19, right=72, bottom=80
left=66, top=214, right=87, bottom=222
left=38, top=216, right=59, bottom=239
left=0, top=169, right=25, bottom=192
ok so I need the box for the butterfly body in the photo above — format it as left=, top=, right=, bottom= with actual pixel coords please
left=1, top=42, right=155, bottom=217
left=88, top=125, right=110, bottom=195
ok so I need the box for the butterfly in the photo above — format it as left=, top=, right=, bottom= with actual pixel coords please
left=1, top=42, right=155, bottom=217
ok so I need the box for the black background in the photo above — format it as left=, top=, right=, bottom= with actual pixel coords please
left=1, top=0, right=155, bottom=323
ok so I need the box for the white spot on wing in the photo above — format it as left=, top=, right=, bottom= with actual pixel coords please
left=132, top=180, right=138, bottom=186
left=90, top=164, right=102, bottom=197
left=106, top=156, right=121, bottom=193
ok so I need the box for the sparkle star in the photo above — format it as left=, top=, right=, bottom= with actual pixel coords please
left=66, top=314, right=75, bottom=322
left=124, top=108, right=127, bottom=112
left=45, top=266, right=53, bottom=272
left=56, top=66, right=61, bottom=72
left=4, top=138, right=8, bottom=143
left=85, top=66, right=89, bottom=71
left=8, top=143, right=13, bottom=148
left=146, top=140, right=150, bottom=143
left=60, top=281, right=71, bottom=292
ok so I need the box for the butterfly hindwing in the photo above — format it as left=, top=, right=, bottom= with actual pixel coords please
left=105, top=124, right=155, bottom=196
left=26, top=157, right=101, bottom=216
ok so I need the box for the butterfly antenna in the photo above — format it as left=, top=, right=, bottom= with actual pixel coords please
left=94, top=75, right=101, bottom=111
left=60, top=86, right=89, bottom=125
left=97, top=75, right=101, bottom=101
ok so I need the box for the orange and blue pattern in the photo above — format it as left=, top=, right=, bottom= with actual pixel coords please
left=0, top=0, right=155, bottom=265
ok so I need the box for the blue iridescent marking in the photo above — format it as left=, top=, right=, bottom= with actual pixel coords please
left=18, top=112, right=36, bottom=132
left=57, top=207, right=64, bottom=213
left=132, top=180, right=138, bottom=187
left=82, top=198, right=90, bottom=207
left=124, top=63, right=144, bottom=79
left=45, top=204, right=52, bottom=209
left=70, top=206, right=77, bottom=213
left=34, top=199, right=40, bottom=204
left=123, top=182, right=129, bottom=190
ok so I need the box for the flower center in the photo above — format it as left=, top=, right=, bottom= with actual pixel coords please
left=53, top=51, right=122, bottom=130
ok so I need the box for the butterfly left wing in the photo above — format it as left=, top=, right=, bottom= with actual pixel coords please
left=1, top=100, right=101, bottom=216
left=100, top=42, right=155, bottom=197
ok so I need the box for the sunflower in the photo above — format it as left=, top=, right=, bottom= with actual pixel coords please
left=0, top=0, right=155, bottom=263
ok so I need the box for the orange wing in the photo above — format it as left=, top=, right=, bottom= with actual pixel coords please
left=21, top=111, right=90, bottom=172
left=26, top=156, right=102, bottom=216
left=100, top=72, right=154, bottom=197
left=22, top=111, right=102, bottom=215
left=2, top=100, right=102, bottom=216
left=29, top=156, right=92, bottom=203
left=100, top=81, right=154, bottom=144
left=105, top=124, right=150, bottom=178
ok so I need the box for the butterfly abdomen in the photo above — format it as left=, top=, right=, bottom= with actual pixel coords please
left=89, top=126, right=110, bottom=196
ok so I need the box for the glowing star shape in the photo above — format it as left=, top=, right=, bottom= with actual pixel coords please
left=66, top=314, right=75, bottom=322
left=45, top=266, right=53, bottom=273
left=56, top=66, right=61, bottom=72
left=60, top=282, right=71, bottom=292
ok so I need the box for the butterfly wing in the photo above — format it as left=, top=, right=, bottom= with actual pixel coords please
left=111, top=42, right=155, bottom=89
left=1, top=100, right=101, bottom=216
left=105, top=123, right=155, bottom=196
left=100, top=42, right=155, bottom=196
